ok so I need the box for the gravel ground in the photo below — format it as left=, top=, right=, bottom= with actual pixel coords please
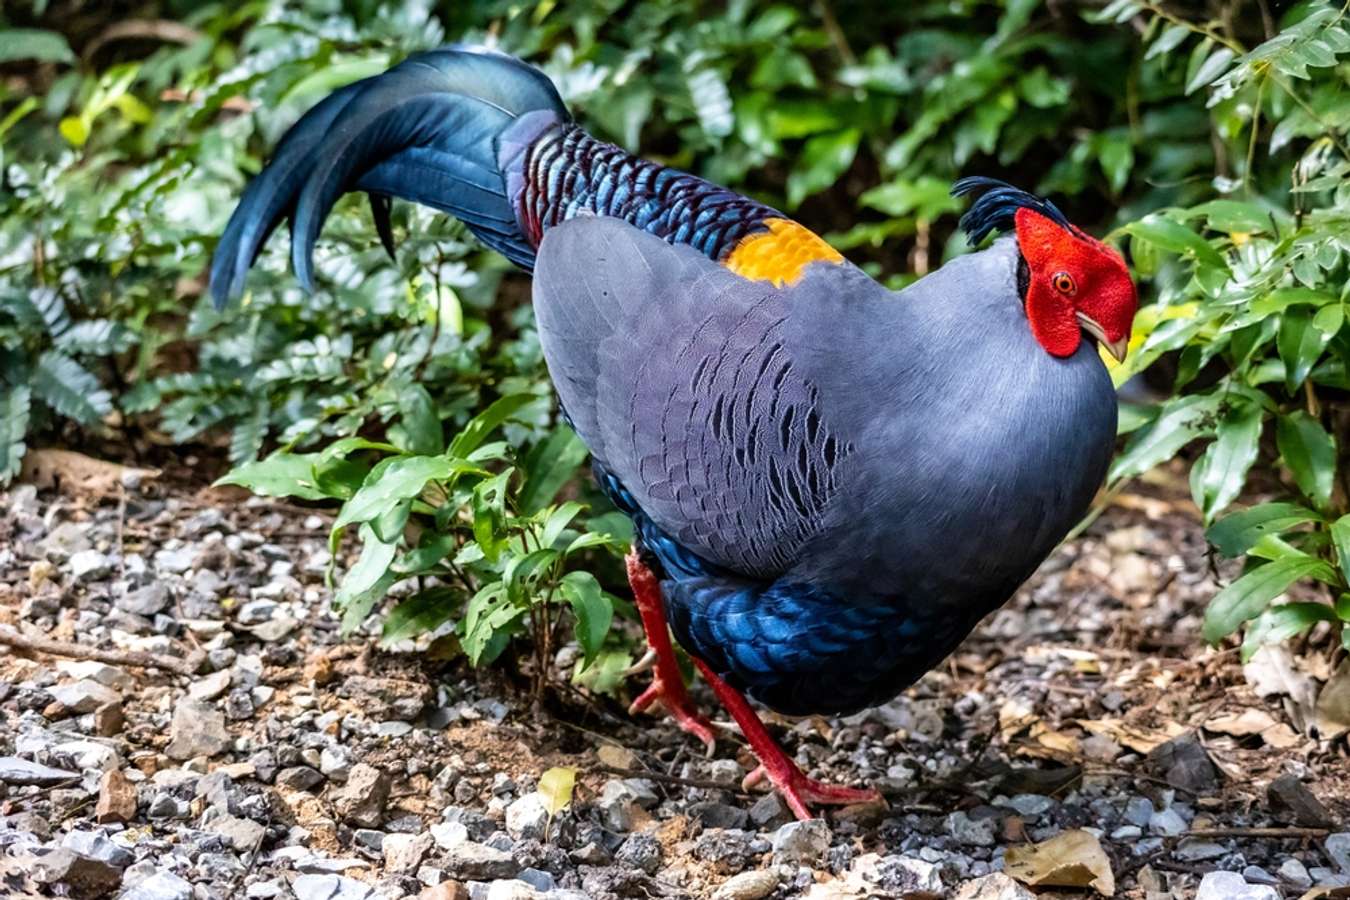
left=1, top=467, right=1349, bottom=899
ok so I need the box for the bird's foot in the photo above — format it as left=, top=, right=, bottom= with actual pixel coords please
left=742, top=763, right=884, bottom=821
left=628, top=676, right=717, bottom=755
left=625, top=550, right=717, bottom=756
left=693, top=658, right=886, bottom=822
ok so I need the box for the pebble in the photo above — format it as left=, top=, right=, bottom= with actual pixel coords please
left=70, top=548, right=112, bottom=581
left=189, top=669, right=233, bottom=701
left=31, top=847, right=125, bottom=896
left=0, top=756, right=79, bottom=786
left=333, top=763, right=391, bottom=827
left=1279, top=857, right=1313, bottom=888
left=277, top=766, right=325, bottom=791
left=383, top=832, right=434, bottom=873
left=953, top=873, right=1035, bottom=899
left=62, top=829, right=135, bottom=868
left=1195, top=871, right=1279, bottom=900
left=614, top=832, right=662, bottom=874
left=118, top=583, right=171, bottom=616
left=443, top=841, right=520, bottom=880
left=1147, top=806, right=1187, bottom=836
left=1327, top=833, right=1350, bottom=873
left=165, top=697, right=230, bottom=759
left=50, top=678, right=121, bottom=713
left=120, top=869, right=194, bottom=900
left=504, top=792, right=550, bottom=841
left=95, top=769, right=138, bottom=823
left=772, top=819, right=831, bottom=864
left=292, top=873, right=375, bottom=900
left=945, top=810, right=997, bottom=847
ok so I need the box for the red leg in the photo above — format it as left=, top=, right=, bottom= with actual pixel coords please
left=625, top=552, right=716, bottom=755
left=692, top=658, right=884, bottom=821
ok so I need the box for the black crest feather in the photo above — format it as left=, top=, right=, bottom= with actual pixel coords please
left=951, top=176, right=1074, bottom=246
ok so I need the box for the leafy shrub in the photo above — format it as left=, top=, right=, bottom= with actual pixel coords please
left=1104, top=2, right=1350, bottom=657
left=218, top=394, right=635, bottom=697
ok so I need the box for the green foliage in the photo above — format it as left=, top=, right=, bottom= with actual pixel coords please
left=216, top=398, right=629, bottom=695
left=1102, top=2, right=1350, bottom=657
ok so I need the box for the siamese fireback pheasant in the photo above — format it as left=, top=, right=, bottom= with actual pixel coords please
left=211, top=46, right=1137, bottom=820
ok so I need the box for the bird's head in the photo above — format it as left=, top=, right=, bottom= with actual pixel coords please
left=952, top=177, right=1137, bottom=363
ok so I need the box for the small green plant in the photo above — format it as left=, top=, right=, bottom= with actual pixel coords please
left=217, top=393, right=633, bottom=700
left=1103, top=1, right=1350, bottom=657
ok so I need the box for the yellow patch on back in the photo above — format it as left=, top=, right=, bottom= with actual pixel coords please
left=723, top=218, right=843, bottom=287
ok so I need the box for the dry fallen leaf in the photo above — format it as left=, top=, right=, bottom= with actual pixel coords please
left=1005, top=829, right=1115, bottom=897
left=1315, top=660, right=1350, bottom=741
left=1244, top=645, right=1320, bottom=733
left=1205, top=708, right=1303, bottom=749
left=20, top=448, right=159, bottom=496
left=1078, top=718, right=1186, bottom=754
left=538, top=766, right=577, bottom=817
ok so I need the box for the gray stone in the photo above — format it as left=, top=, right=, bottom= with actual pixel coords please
left=276, top=766, right=325, bottom=791
left=353, top=829, right=385, bottom=854
left=154, top=546, right=197, bottom=574
left=597, top=780, right=641, bottom=832
left=517, top=868, right=554, bottom=892
left=945, top=810, right=997, bottom=847
left=1268, top=774, right=1338, bottom=828
left=333, top=763, right=390, bottom=828
left=771, top=819, right=831, bottom=864
left=235, top=599, right=278, bottom=625
left=1195, top=871, right=1279, bottom=900
left=292, top=874, right=375, bottom=900
left=1175, top=839, right=1227, bottom=861
left=443, top=840, right=520, bottom=880
left=1147, top=735, right=1219, bottom=793
left=189, top=669, right=232, bottom=702
left=1279, top=858, right=1313, bottom=888
left=485, top=880, right=540, bottom=900
left=207, top=813, right=266, bottom=851
left=120, top=870, right=194, bottom=900
left=0, top=756, right=80, bottom=786
left=1006, top=794, right=1053, bottom=818
left=748, top=792, right=792, bottom=829
left=432, top=821, right=470, bottom=849
left=382, top=832, right=433, bottom=873
left=872, top=855, right=944, bottom=898
left=62, top=830, right=134, bottom=868
left=504, top=792, right=550, bottom=841
left=320, top=746, right=352, bottom=782
left=694, top=828, right=762, bottom=875
left=31, top=847, right=124, bottom=896
left=690, top=801, right=749, bottom=830
left=1327, top=833, right=1350, bottom=873
left=953, top=874, right=1036, bottom=900
left=118, top=583, right=170, bottom=617
left=70, top=549, right=112, bottom=582
left=1123, top=796, right=1154, bottom=827
left=165, top=697, right=230, bottom=760
left=1147, top=806, right=1187, bottom=836
left=43, top=522, right=92, bottom=560
left=614, top=832, right=662, bottom=874
left=51, top=678, right=122, bottom=714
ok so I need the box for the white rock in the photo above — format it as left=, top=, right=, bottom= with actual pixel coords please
left=49, top=679, right=121, bottom=713
left=505, top=792, right=550, bottom=841
left=431, top=820, right=469, bottom=849
left=70, top=549, right=111, bottom=581
left=291, top=874, right=373, bottom=900
left=771, top=819, right=831, bottom=864
left=953, top=873, right=1036, bottom=900
left=1196, top=871, right=1279, bottom=900
left=189, top=669, right=232, bottom=701
left=120, top=870, right=194, bottom=900
left=383, top=832, right=434, bottom=873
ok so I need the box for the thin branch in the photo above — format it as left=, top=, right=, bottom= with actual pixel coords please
left=0, top=626, right=197, bottom=676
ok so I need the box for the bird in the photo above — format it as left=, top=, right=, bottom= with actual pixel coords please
left=211, top=45, right=1137, bottom=821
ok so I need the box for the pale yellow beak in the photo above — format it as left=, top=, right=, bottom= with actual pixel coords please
left=1077, top=311, right=1128, bottom=363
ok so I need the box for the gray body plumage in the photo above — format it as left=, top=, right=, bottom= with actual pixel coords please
left=534, top=216, right=1115, bottom=715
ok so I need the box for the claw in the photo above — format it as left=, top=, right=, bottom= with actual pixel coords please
left=623, top=647, right=658, bottom=677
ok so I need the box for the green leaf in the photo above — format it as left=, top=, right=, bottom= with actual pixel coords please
left=31, top=351, right=112, bottom=426
left=334, top=455, right=460, bottom=529
left=1208, top=502, right=1321, bottom=557
left=1276, top=412, right=1336, bottom=510
left=786, top=129, right=860, bottom=208
left=1110, top=394, right=1221, bottom=481
left=1190, top=399, right=1263, bottom=521
left=381, top=588, right=458, bottom=645
left=561, top=570, right=612, bottom=667
left=448, top=394, right=535, bottom=458
left=1277, top=307, right=1334, bottom=392
left=1186, top=47, right=1235, bottom=94
left=687, top=66, right=734, bottom=139
left=0, top=385, right=31, bottom=484
left=228, top=401, right=268, bottom=467
left=1240, top=601, right=1339, bottom=661
left=1203, top=556, right=1337, bottom=644
left=54, top=320, right=132, bottom=356
left=1123, top=215, right=1228, bottom=271
left=0, top=29, right=74, bottom=64
left=540, top=501, right=585, bottom=549
left=396, top=384, right=442, bottom=455
left=216, top=452, right=330, bottom=500
left=1331, top=515, right=1350, bottom=572
left=334, top=524, right=399, bottom=630
left=519, top=426, right=589, bottom=514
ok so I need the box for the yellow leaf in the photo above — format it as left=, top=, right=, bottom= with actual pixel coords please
left=59, top=116, right=88, bottom=147
left=537, top=766, right=576, bottom=817
left=1005, top=829, right=1116, bottom=896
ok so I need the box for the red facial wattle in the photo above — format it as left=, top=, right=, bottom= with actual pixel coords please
left=1013, top=208, right=1136, bottom=362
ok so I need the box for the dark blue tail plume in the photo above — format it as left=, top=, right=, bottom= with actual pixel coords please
left=951, top=176, right=1073, bottom=246
left=209, top=46, right=569, bottom=309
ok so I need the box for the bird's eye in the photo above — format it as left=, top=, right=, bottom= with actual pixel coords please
left=1052, top=271, right=1076, bottom=295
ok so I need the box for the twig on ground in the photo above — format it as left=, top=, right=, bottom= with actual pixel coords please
left=594, top=764, right=747, bottom=795
left=0, top=627, right=196, bottom=676
left=1182, top=826, right=1329, bottom=840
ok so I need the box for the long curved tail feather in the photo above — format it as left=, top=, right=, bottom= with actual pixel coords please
left=209, top=45, right=568, bottom=309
